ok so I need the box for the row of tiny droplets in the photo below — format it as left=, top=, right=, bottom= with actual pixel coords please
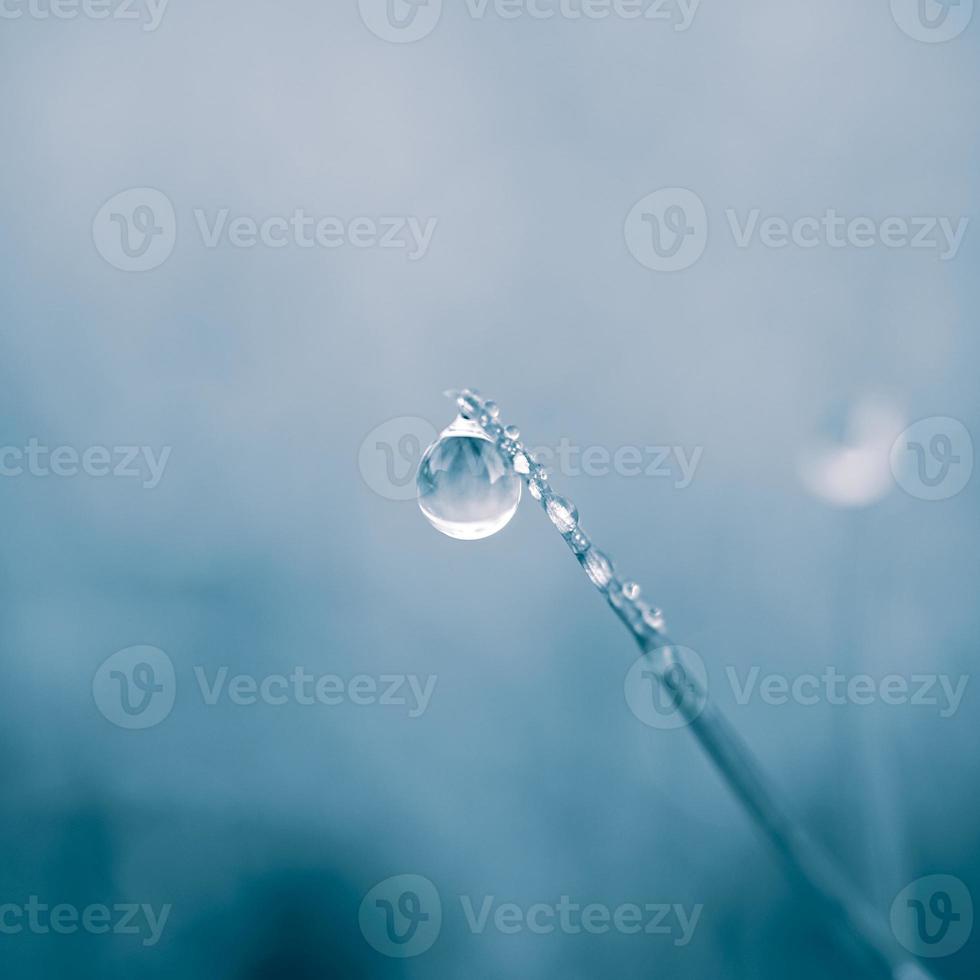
left=456, top=389, right=668, bottom=648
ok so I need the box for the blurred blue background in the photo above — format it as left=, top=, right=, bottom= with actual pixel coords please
left=1, top=0, right=978, bottom=976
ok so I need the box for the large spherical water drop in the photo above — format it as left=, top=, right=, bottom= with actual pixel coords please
left=416, top=417, right=522, bottom=540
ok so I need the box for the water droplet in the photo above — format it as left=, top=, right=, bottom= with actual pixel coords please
left=504, top=424, right=520, bottom=441
left=456, top=390, right=483, bottom=420
left=623, top=581, right=641, bottom=601
left=640, top=605, right=666, bottom=632
left=484, top=401, right=500, bottom=419
left=497, top=432, right=520, bottom=457
left=568, top=529, right=590, bottom=554
left=417, top=417, right=522, bottom=540
left=545, top=494, right=578, bottom=534
left=581, top=547, right=615, bottom=590
left=528, top=464, right=549, bottom=501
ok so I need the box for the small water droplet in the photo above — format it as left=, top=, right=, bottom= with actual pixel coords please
left=568, top=529, right=590, bottom=554
left=417, top=417, right=522, bottom=540
left=545, top=494, right=578, bottom=534
left=484, top=401, right=500, bottom=419
left=623, top=582, right=641, bottom=601
left=504, top=424, right=520, bottom=441
left=497, top=432, right=520, bottom=457
left=581, top=548, right=615, bottom=589
left=640, top=605, right=666, bottom=632
left=456, top=390, right=483, bottom=419
left=528, top=464, right=549, bottom=500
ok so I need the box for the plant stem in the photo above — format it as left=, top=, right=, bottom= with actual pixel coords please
left=453, top=388, right=935, bottom=980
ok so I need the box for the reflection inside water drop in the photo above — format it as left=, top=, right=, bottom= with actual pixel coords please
left=416, top=417, right=522, bottom=540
